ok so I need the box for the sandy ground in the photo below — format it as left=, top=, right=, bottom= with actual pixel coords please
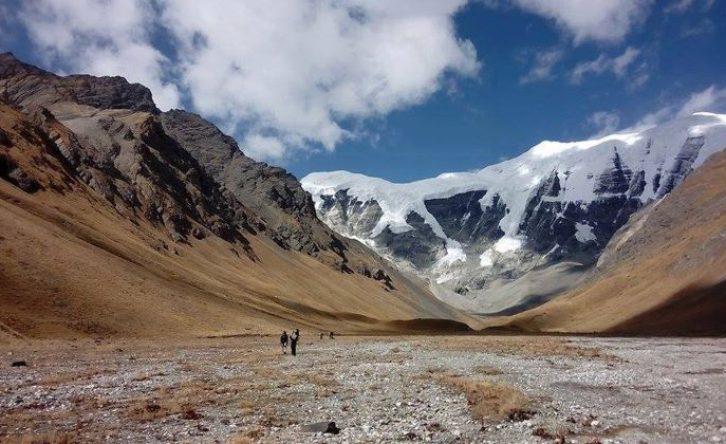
left=1, top=335, right=725, bottom=443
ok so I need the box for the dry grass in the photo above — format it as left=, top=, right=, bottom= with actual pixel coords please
left=473, top=365, right=504, bottom=375
left=418, top=335, right=612, bottom=361
left=36, top=368, right=115, bottom=386
left=126, top=398, right=197, bottom=422
left=226, top=427, right=264, bottom=444
left=432, top=372, right=533, bottom=422
left=2, top=432, right=78, bottom=444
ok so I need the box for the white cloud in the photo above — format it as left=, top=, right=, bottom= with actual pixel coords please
left=519, top=47, right=564, bottom=84
left=665, top=0, right=695, bottom=13
left=19, top=0, right=181, bottom=110
left=571, top=47, right=642, bottom=84
left=587, top=111, right=620, bottom=137
left=15, top=1, right=479, bottom=161
left=161, top=0, right=479, bottom=160
left=629, top=86, right=726, bottom=131
left=510, top=0, right=652, bottom=43
left=676, top=86, right=726, bottom=117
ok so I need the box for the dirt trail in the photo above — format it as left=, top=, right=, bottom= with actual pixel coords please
left=1, top=336, right=724, bottom=443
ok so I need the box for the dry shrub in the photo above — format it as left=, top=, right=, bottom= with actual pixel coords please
left=434, top=372, right=532, bottom=422
left=226, top=427, right=264, bottom=444
left=126, top=398, right=198, bottom=422
left=239, top=399, right=257, bottom=416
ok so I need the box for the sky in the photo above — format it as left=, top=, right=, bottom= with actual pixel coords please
left=1, top=0, right=725, bottom=182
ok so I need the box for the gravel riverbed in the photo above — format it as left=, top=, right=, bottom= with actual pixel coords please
left=1, top=336, right=724, bottom=443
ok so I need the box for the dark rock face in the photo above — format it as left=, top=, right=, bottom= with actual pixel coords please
left=519, top=162, right=644, bottom=258
left=160, top=109, right=340, bottom=256
left=424, top=190, right=505, bottom=244
left=318, top=188, right=384, bottom=237
left=594, top=149, right=632, bottom=194
left=0, top=53, right=157, bottom=113
left=374, top=212, right=445, bottom=269
left=657, top=136, right=705, bottom=197
left=160, top=110, right=315, bottom=218
left=0, top=152, right=40, bottom=193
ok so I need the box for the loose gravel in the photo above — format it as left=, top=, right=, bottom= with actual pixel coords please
left=1, top=336, right=724, bottom=443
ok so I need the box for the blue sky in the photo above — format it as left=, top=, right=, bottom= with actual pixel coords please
left=2, top=0, right=725, bottom=182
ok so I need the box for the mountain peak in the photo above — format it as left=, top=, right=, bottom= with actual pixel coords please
left=303, top=113, right=726, bottom=314
left=0, top=54, right=158, bottom=113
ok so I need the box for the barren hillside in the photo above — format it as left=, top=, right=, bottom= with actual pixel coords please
left=0, top=54, right=473, bottom=339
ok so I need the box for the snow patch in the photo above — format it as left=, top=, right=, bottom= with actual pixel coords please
left=574, top=223, right=596, bottom=243
left=435, top=241, right=467, bottom=269
left=493, top=236, right=522, bottom=254
left=479, top=249, right=494, bottom=267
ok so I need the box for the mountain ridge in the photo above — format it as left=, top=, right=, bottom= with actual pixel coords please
left=0, top=54, right=472, bottom=338
left=302, top=112, right=726, bottom=314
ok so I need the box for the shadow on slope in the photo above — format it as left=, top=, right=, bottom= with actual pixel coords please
left=606, top=281, right=726, bottom=337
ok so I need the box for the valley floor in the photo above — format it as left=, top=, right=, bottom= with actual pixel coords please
left=1, top=335, right=725, bottom=443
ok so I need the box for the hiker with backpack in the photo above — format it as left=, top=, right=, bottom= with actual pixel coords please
left=290, top=328, right=300, bottom=356
left=280, top=330, right=289, bottom=354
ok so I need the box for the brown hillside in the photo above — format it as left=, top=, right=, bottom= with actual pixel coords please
left=0, top=63, right=473, bottom=340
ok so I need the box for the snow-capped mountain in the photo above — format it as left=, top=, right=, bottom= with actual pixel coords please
left=301, top=113, right=726, bottom=314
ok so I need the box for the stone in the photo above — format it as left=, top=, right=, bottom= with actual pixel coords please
left=303, top=421, right=341, bottom=434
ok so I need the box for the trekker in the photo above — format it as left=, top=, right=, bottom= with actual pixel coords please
left=290, top=329, right=300, bottom=356
left=320, top=332, right=324, bottom=340
left=280, top=330, right=288, bottom=354
left=329, top=331, right=335, bottom=339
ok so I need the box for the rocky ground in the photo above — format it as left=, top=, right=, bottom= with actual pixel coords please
left=1, top=335, right=725, bottom=443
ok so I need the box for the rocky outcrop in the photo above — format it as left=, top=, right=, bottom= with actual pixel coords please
left=424, top=190, right=505, bottom=244
left=0, top=52, right=157, bottom=113
left=374, top=212, right=446, bottom=269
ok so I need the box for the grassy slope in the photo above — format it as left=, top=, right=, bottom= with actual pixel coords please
left=0, top=104, right=474, bottom=340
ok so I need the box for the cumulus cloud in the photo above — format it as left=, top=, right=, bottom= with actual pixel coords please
left=570, top=47, right=642, bottom=84
left=15, top=1, right=479, bottom=161
left=160, top=0, right=479, bottom=160
left=519, top=47, right=564, bottom=84
left=510, top=0, right=653, bottom=43
left=18, top=0, right=181, bottom=110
